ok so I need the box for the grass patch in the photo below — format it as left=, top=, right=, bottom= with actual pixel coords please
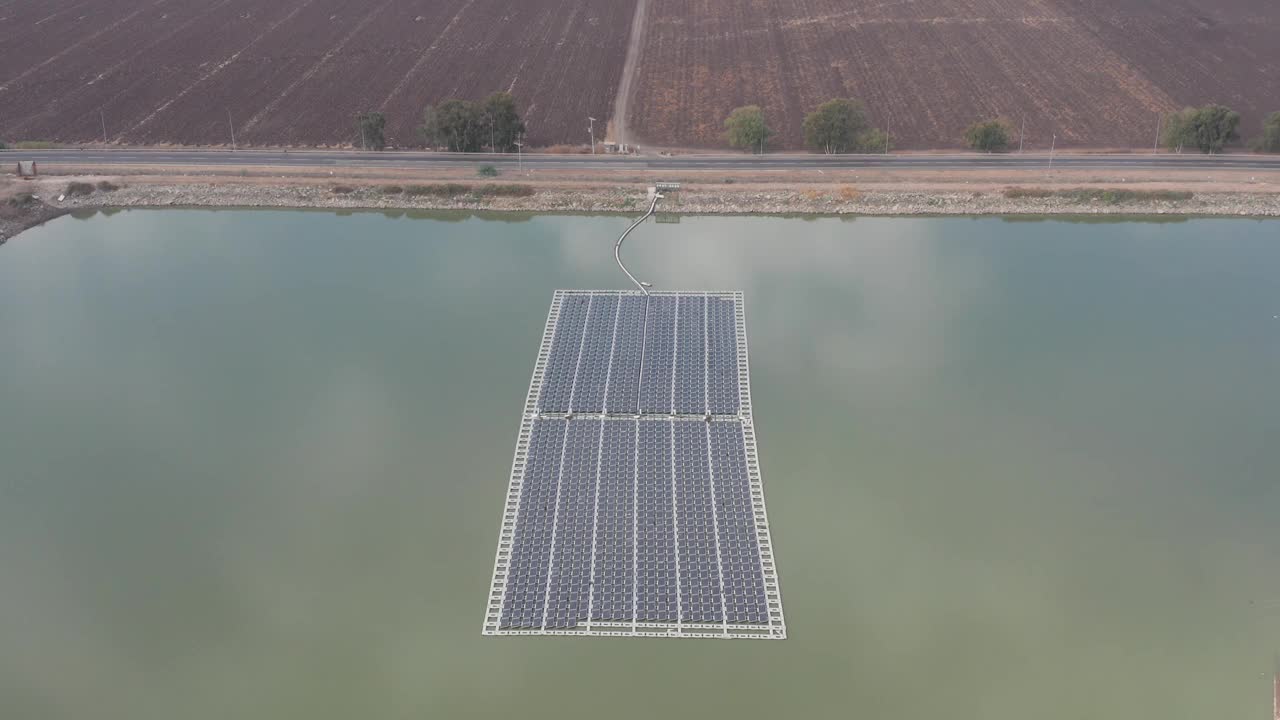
left=401, top=183, right=535, bottom=198
left=404, top=183, right=470, bottom=196
left=1065, top=189, right=1193, bottom=204
left=477, top=164, right=499, bottom=177
left=476, top=184, right=534, bottom=197
left=1005, top=187, right=1193, bottom=204
left=330, top=185, right=354, bottom=194
left=13, top=140, right=57, bottom=150
left=542, top=144, right=591, bottom=154
left=380, top=185, right=403, bottom=194
left=65, top=181, right=95, bottom=196
left=7, top=192, right=37, bottom=207
left=1003, top=187, right=1054, bottom=199
left=95, top=180, right=119, bottom=192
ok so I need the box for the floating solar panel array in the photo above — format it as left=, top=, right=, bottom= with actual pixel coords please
left=484, top=291, right=785, bottom=639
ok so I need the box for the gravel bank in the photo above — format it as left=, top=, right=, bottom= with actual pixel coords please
left=23, top=180, right=1280, bottom=223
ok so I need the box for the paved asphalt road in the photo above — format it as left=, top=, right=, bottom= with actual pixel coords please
left=7, top=148, right=1280, bottom=171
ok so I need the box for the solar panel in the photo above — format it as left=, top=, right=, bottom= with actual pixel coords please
left=485, top=291, right=784, bottom=639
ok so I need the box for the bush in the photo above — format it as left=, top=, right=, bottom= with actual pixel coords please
left=1162, top=105, right=1240, bottom=153
left=65, top=181, right=95, bottom=196
left=0, top=140, right=7, bottom=150
left=860, top=128, right=892, bottom=153
left=380, top=184, right=404, bottom=194
left=330, top=185, right=354, bottom=194
left=965, top=119, right=1013, bottom=152
left=477, top=164, right=499, bottom=177
left=95, top=180, right=119, bottom=192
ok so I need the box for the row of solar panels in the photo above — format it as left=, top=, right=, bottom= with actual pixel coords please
left=500, top=417, right=770, bottom=630
left=538, top=293, right=741, bottom=416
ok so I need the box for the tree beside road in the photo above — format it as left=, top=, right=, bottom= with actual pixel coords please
left=420, top=93, right=526, bottom=152
left=1254, top=111, right=1280, bottom=153
left=1162, top=105, right=1240, bottom=153
left=355, top=112, right=386, bottom=150
left=802, top=99, right=887, bottom=154
left=964, top=119, right=1013, bottom=152
left=724, top=106, right=773, bottom=154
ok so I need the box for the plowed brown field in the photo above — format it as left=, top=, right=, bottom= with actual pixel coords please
left=0, top=0, right=635, bottom=147
left=3, top=0, right=1277, bottom=150
left=627, top=0, right=1280, bottom=149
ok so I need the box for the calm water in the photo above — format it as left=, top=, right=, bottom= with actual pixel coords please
left=2, top=210, right=1278, bottom=720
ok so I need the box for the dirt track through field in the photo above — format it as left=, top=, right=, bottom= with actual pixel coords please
left=609, top=0, right=649, bottom=147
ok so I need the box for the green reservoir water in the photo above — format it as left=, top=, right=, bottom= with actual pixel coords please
left=1, top=210, right=1278, bottom=720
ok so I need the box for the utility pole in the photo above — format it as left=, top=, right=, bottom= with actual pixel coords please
left=1153, top=112, right=1161, bottom=154
left=100, top=109, right=107, bottom=145
left=885, top=114, right=891, bottom=155
left=1048, top=133, right=1056, bottom=172
left=1272, top=657, right=1279, bottom=720
left=1019, top=116, right=1026, bottom=153
left=359, top=115, right=367, bottom=152
left=228, top=109, right=236, bottom=151
left=514, top=140, right=523, bottom=172
left=588, top=116, right=597, bottom=154
left=1269, top=661, right=1280, bottom=720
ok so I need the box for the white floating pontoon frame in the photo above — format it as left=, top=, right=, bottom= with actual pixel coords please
left=482, top=290, right=785, bottom=639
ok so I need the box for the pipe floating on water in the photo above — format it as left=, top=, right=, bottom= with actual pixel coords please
left=614, top=191, right=662, bottom=295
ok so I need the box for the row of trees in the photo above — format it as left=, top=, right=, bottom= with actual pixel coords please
left=353, top=92, right=526, bottom=152
left=358, top=95, right=1280, bottom=154
left=420, top=92, right=525, bottom=152
left=724, top=99, right=890, bottom=154
left=960, top=105, right=1280, bottom=154
left=725, top=101, right=1280, bottom=155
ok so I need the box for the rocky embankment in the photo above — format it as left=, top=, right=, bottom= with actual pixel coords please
left=0, top=191, right=66, bottom=244
left=20, top=180, right=1280, bottom=226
